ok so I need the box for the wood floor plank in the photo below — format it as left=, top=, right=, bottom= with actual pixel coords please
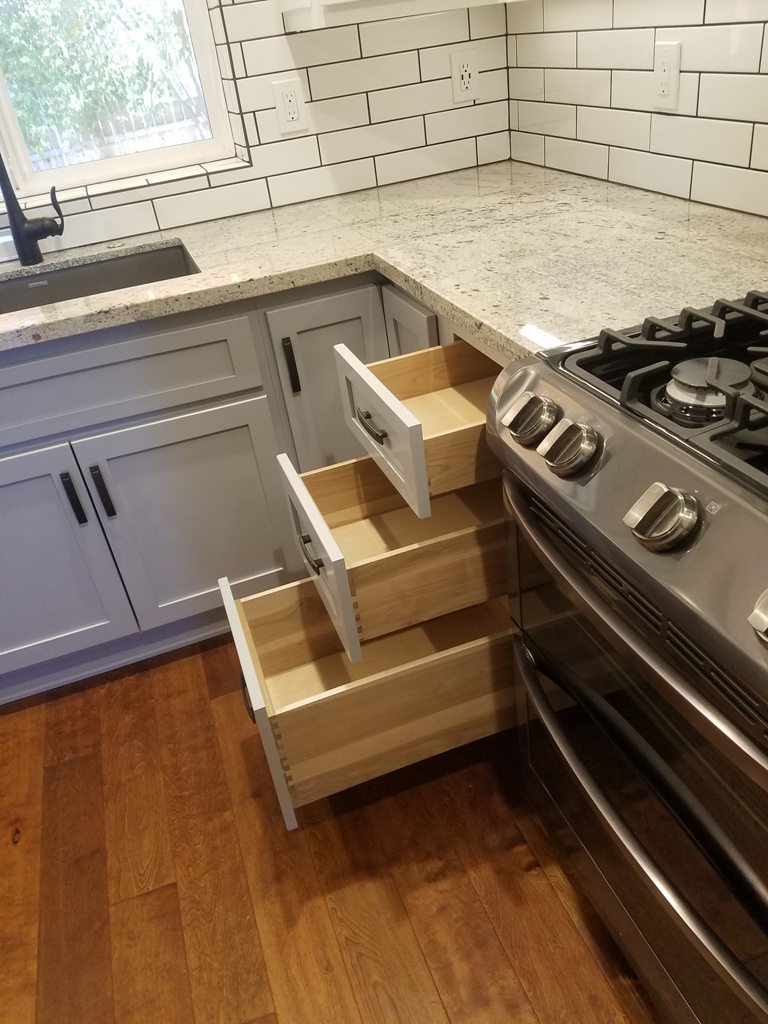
left=200, top=636, right=241, bottom=700
left=211, top=690, right=364, bottom=1024
left=44, top=679, right=102, bottom=766
left=425, top=760, right=637, bottom=1024
left=151, top=650, right=273, bottom=1024
left=363, top=780, right=540, bottom=1024
left=100, top=670, right=175, bottom=903
left=36, top=752, right=114, bottom=1024
left=0, top=701, right=45, bottom=1024
left=302, top=799, right=451, bottom=1024
left=110, top=883, right=195, bottom=1024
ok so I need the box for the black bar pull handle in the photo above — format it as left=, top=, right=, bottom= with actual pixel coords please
left=89, top=464, right=117, bottom=518
left=356, top=407, right=388, bottom=445
left=60, top=472, right=88, bottom=525
left=300, top=533, right=324, bottom=575
left=281, top=337, right=302, bottom=394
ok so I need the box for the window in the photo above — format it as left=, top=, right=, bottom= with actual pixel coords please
left=0, top=0, right=233, bottom=196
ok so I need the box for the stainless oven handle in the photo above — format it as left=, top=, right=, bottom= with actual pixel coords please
left=505, top=477, right=768, bottom=793
left=514, top=636, right=768, bottom=1020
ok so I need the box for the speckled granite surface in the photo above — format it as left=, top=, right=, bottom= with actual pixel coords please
left=2, top=161, right=768, bottom=363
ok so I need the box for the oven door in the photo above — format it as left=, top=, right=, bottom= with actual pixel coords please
left=504, top=475, right=768, bottom=1024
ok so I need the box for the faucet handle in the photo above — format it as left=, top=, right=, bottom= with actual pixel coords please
left=48, top=186, right=64, bottom=235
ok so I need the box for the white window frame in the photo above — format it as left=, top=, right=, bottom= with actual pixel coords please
left=0, top=0, right=234, bottom=197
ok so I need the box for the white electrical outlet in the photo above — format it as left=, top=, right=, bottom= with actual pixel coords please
left=450, top=49, right=479, bottom=104
left=653, top=41, right=681, bottom=111
left=272, top=75, right=308, bottom=135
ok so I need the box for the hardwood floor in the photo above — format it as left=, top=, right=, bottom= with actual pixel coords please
left=0, top=637, right=663, bottom=1024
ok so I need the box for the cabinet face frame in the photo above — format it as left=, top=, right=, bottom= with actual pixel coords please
left=382, top=284, right=438, bottom=356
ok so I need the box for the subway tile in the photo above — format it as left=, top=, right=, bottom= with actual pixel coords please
left=257, top=94, right=369, bottom=143
left=518, top=100, right=576, bottom=136
left=90, top=174, right=210, bottom=209
left=508, top=67, right=545, bottom=100
left=545, top=68, right=610, bottom=106
left=470, top=5, right=506, bottom=39
left=154, top=180, right=269, bottom=228
left=578, top=107, right=651, bottom=149
left=505, top=0, right=543, bottom=33
left=320, top=117, right=425, bottom=163
left=209, top=7, right=226, bottom=44
left=42, top=204, right=158, bottom=253
left=545, top=136, right=609, bottom=177
left=577, top=29, right=655, bottom=69
left=691, top=162, right=768, bottom=216
left=360, top=10, right=467, bottom=57
left=517, top=32, right=577, bottom=68
left=229, top=112, right=247, bottom=147
left=217, top=44, right=233, bottom=79
left=613, top=0, right=704, bottom=27
left=223, top=1, right=284, bottom=41
left=425, top=100, right=509, bottom=144
left=310, top=51, right=419, bottom=99
left=669, top=24, right=763, bottom=73
left=231, top=43, right=246, bottom=78
left=510, top=100, right=519, bottom=129
left=206, top=158, right=264, bottom=186
left=763, top=38, right=768, bottom=73
left=242, top=26, right=359, bottom=76
left=508, top=35, right=517, bottom=67
left=510, top=130, right=545, bottom=163
left=650, top=113, right=753, bottom=166
left=478, top=130, right=511, bottom=163
left=375, top=138, right=477, bottom=185
left=698, top=73, right=768, bottom=122
left=611, top=70, right=699, bottom=115
left=245, top=111, right=259, bottom=146
left=480, top=68, right=511, bottom=102
left=420, top=36, right=507, bottom=80
left=238, top=69, right=310, bottom=111
left=251, top=136, right=320, bottom=176
left=609, top=147, right=692, bottom=198
left=705, top=0, right=768, bottom=22
left=753, top=125, right=768, bottom=171
left=369, top=79, right=457, bottom=122
left=543, top=0, right=612, bottom=31
left=269, top=159, right=376, bottom=206
left=223, top=78, right=240, bottom=113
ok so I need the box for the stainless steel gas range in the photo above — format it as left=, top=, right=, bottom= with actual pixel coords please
left=486, top=291, right=768, bottom=1024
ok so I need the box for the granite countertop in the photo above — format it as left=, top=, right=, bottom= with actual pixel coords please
left=2, top=161, right=768, bottom=363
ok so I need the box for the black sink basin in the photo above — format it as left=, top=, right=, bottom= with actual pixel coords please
left=0, top=242, right=200, bottom=314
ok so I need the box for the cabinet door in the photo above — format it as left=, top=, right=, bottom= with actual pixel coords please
left=0, top=444, right=138, bottom=675
left=265, top=285, right=388, bottom=471
left=72, top=397, right=296, bottom=631
left=382, top=285, right=438, bottom=355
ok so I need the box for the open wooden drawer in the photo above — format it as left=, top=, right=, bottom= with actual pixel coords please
left=278, top=453, right=506, bottom=662
left=220, top=575, right=515, bottom=829
left=335, top=340, right=502, bottom=518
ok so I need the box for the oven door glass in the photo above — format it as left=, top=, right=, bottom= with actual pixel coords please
left=506, top=478, right=768, bottom=1024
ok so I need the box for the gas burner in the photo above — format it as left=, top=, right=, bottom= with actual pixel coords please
left=652, top=357, right=759, bottom=426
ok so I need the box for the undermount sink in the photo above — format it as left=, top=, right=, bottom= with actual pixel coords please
left=0, top=242, right=200, bottom=315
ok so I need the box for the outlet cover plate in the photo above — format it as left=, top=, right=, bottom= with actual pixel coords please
left=272, top=74, right=308, bottom=135
left=450, top=48, right=479, bottom=104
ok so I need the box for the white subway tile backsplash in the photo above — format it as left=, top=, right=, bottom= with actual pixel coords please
left=420, top=35, right=507, bottom=79
left=376, top=138, right=477, bottom=184
left=545, top=68, right=610, bottom=106
left=90, top=174, right=209, bottom=210
left=668, top=24, right=764, bottom=72
left=578, top=107, right=650, bottom=149
left=699, top=73, right=768, bottom=122
left=209, top=6, right=226, bottom=44
left=269, top=159, right=376, bottom=206
left=518, top=100, right=575, bottom=136
left=546, top=136, right=608, bottom=177
left=369, top=79, right=456, bottom=122
left=505, top=0, right=543, bottom=33
left=311, top=51, right=419, bottom=99
left=705, top=0, right=768, bottom=23
left=480, top=68, right=511, bottom=101
left=691, top=162, right=768, bottom=216
left=508, top=67, right=545, bottom=99
left=360, top=10, right=467, bottom=57
left=577, top=29, right=655, bottom=69
left=243, top=26, right=360, bottom=77
left=320, top=117, right=425, bottom=163
left=510, top=100, right=519, bottom=130
left=229, top=112, right=247, bottom=147
left=42, top=204, right=159, bottom=253
left=231, top=43, right=246, bottom=79
left=510, top=129, right=546, bottom=163
left=238, top=70, right=310, bottom=112
left=224, top=1, right=284, bottom=41
left=217, top=45, right=233, bottom=80
left=470, top=5, right=506, bottom=39
left=251, top=136, right=320, bottom=177
left=611, top=70, right=699, bottom=115
left=478, top=130, right=511, bottom=163
left=609, top=147, right=692, bottom=197
left=763, top=33, right=768, bottom=72
left=257, top=94, right=369, bottom=143
left=517, top=32, right=577, bottom=67
left=753, top=125, right=768, bottom=170
left=543, top=0, right=611, bottom=32
left=650, top=114, right=753, bottom=165
left=613, top=0, right=704, bottom=28
left=154, top=179, right=270, bottom=228
left=426, top=100, right=509, bottom=143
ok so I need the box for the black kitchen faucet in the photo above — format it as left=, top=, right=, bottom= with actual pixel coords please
left=0, top=148, right=64, bottom=265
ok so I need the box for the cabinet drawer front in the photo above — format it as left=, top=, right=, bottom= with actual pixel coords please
left=0, top=315, right=262, bottom=448
left=223, top=577, right=514, bottom=827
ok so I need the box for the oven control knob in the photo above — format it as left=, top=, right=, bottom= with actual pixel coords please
left=748, top=590, right=768, bottom=638
left=623, top=482, right=699, bottom=551
left=501, top=391, right=559, bottom=447
left=536, top=418, right=599, bottom=476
